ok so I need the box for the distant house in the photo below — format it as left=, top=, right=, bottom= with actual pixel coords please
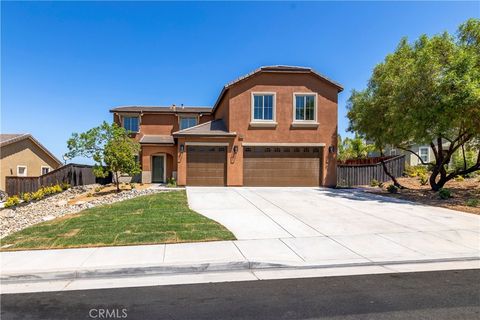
left=369, top=143, right=450, bottom=167
left=0, top=134, right=62, bottom=191
left=383, top=144, right=436, bottom=166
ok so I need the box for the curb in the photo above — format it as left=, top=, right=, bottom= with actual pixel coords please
left=2, top=256, right=479, bottom=284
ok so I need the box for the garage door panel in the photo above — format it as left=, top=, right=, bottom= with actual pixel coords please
left=187, top=146, right=226, bottom=186
left=243, top=146, right=322, bottom=186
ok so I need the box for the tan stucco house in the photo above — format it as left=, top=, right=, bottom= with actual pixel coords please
left=111, top=66, right=343, bottom=187
left=0, top=133, right=62, bottom=191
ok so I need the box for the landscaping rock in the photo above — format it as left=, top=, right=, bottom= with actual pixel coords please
left=0, top=185, right=168, bottom=238
left=55, top=200, right=68, bottom=207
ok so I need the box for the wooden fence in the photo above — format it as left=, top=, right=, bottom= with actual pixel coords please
left=337, top=155, right=405, bottom=187
left=5, top=163, right=110, bottom=196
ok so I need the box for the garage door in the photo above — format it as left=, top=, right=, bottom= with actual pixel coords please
left=243, top=146, right=322, bottom=186
left=187, top=145, right=227, bottom=186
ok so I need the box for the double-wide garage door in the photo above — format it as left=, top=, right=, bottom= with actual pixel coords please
left=187, top=146, right=227, bottom=186
left=243, top=146, right=322, bottom=186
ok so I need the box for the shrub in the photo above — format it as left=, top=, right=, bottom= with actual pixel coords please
left=129, top=183, right=136, bottom=189
left=419, top=174, right=429, bottom=186
left=61, top=182, right=71, bottom=190
left=370, top=179, right=380, bottom=187
left=4, top=195, right=20, bottom=208
left=405, top=165, right=428, bottom=178
left=31, top=189, right=45, bottom=201
left=454, top=175, right=465, bottom=182
left=167, top=178, right=177, bottom=188
left=21, top=192, right=33, bottom=203
left=439, top=188, right=452, bottom=200
left=387, top=185, right=398, bottom=194
left=94, top=186, right=103, bottom=193
left=466, top=198, right=479, bottom=207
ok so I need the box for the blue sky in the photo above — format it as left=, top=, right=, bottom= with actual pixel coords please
left=1, top=1, right=478, bottom=162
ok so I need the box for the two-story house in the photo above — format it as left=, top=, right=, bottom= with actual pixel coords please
left=110, top=66, right=343, bottom=187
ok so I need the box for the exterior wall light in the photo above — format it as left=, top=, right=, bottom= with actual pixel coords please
left=180, top=144, right=185, bottom=153
left=233, top=145, right=239, bottom=154
left=329, top=145, right=335, bottom=153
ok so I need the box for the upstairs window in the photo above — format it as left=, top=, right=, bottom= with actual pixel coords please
left=252, top=93, right=275, bottom=121
left=123, top=116, right=139, bottom=132
left=294, top=94, right=316, bottom=121
left=17, top=165, right=27, bottom=177
left=180, top=117, right=198, bottom=130
left=41, top=166, right=50, bottom=175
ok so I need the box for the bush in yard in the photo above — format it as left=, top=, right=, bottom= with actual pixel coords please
left=167, top=178, right=177, bottom=188
left=65, top=122, right=141, bottom=192
left=370, top=179, right=380, bottom=187
left=387, top=185, right=398, bottom=194
left=439, top=188, right=452, bottom=200
left=4, top=196, right=20, bottom=208
left=21, top=192, right=33, bottom=203
left=405, top=165, right=429, bottom=178
left=455, top=175, right=465, bottom=182
left=61, top=182, right=71, bottom=190
left=31, top=189, right=45, bottom=201
left=419, top=174, right=429, bottom=186
left=466, top=198, right=479, bottom=207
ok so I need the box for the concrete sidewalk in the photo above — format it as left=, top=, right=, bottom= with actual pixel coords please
left=2, top=232, right=479, bottom=283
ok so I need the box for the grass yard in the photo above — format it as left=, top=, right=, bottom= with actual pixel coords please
left=1, top=191, right=235, bottom=251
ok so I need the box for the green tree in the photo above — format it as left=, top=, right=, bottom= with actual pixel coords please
left=347, top=19, right=480, bottom=191
left=65, top=122, right=141, bottom=192
left=338, top=134, right=374, bottom=161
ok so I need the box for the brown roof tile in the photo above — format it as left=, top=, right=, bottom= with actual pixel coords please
left=139, top=135, right=175, bottom=144
left=110, top=106, right=212, bottom=114
left=172, top=119, right=236, bottom=136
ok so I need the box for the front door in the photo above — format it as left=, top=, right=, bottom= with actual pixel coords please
left=152, top=155, right=165, bottom=183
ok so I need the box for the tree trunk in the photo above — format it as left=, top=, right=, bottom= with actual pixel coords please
left=115, top=172, right=120, bottom=192
left=380, top=158, right=405, bottom=189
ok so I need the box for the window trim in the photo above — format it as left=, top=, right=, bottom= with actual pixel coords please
left=179, top=116, right=199, bottom=130
left=122, top=115, right=140, bottom=133
left=17, top=165, right=27, bottom=177
left=292, top=92, right=318, bottom=124
left=41, top=166, right=51, bottom=175
left=419, top=146, right=430, bottom=163
left=250, top=92, right=277, bottom=125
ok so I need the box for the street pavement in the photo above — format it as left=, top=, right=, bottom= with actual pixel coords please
left=2, top=269, right=479, bottom=320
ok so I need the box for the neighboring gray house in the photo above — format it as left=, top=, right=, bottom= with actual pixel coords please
left=369, top=143, right=444, bottom=167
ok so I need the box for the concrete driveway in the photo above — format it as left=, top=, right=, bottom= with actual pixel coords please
left=187, top=187, right=480, bottom=263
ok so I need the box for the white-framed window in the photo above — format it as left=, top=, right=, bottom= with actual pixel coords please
left=179, top=117, right=198, bottom=130
left=122, top=116, right=139, bottom=132
left=390, top=149, right=397, bottom=156
left=419, top=147, right=429, bottom=163
left=293, top=93, right=317, bottom=122
left=251, top=93, right=276, bottom=122
left=41, top=166, right=50, bottom=175
left=17, top=165, right=27, bottom=177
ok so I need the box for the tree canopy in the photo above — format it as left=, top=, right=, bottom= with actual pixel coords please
left=347, top=19, right=480, bottom=190
left=65, top=122, right=141, bottom=191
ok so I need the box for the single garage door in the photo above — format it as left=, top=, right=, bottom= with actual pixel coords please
left=187, top=145, right=227, bottom=186
left=243, top=146, right=322, bottom=186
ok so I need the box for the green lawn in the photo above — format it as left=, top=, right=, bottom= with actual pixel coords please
left=1, top=191, right=235, bottom=251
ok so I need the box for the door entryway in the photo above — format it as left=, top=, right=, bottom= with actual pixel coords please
left=152, top=155, right=165, bottom=183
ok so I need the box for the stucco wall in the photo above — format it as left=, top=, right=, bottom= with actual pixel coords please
left=226, top=72, right=339, bottom=186
left=0, top=139, right=61, bottom=191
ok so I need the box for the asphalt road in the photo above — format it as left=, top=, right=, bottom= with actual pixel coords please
left=2, top=269, right=479, bottom=320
